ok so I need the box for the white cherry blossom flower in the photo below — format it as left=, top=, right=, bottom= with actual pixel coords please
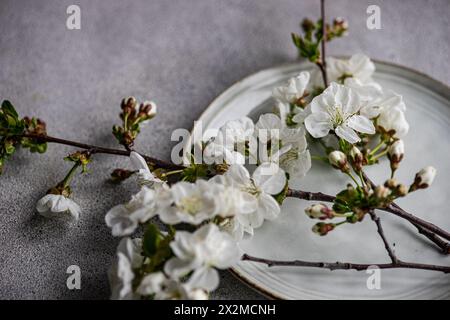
left=360, top=91, right=409, bottom=138
left=130, top=151, right=164, bottom=187
left=305, top=82, right=375, bottom=143
left=212, top=163, right=285, bottom=234
left=137, top=272, right=208, bottom=300
left=164, top=223, right=241, bottom=291
left=311, top=54, right=382, bottom=101
left=109, top=237, right=143, bottom=300
left=158, top=179, right=256, bottom=225
left=36, top=194, right=81, bottom=220
left=272, top=71, right=310, bottom=105
left=203, top=117, right=255, bottom=165
left=105, top=186, right=158, bottom=236
left=254, top=113, right=311, bottom=177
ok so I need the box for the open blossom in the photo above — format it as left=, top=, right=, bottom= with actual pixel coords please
left=105, top=186, right=158, bottom=236
left=360, top=91, right=409, bottom=138
left=109, top=237, right=143, bottom=300
left=137, top=272, right=208, bottom=300
left=164, top=223, right=241, bottom=291
left=272, top=71, right=310, bottom=105
left=158, top=179, right=256, bottom=225
left=254, top=113, right=311, bottom=177
left=130, top=151, right=164, bottom=187
left=36, top=194, right=81, bottom=220
left=211, top=163, right=285, bottom=238
left=305, top=82, right=375, bottom=143
left=203, top=117, right=255, bottom=165
left=312, top=54, right=382, bottom=101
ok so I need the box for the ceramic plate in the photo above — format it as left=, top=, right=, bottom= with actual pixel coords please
left=190, top=60, right=450, bottom=299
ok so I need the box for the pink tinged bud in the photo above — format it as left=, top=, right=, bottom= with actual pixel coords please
left=329, top=151, right=349, bottom=172
left=140, top=100, right=157, bottom=117
left=312, top=222, right=335, bottom=236
left=305, top=204, right=334, bottom=220
left=415, top=166, right=437, bottom=189
left=388, top=140, right=404, bottom=162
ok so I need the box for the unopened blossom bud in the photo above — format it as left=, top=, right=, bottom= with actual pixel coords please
left=312, top=222, right=335, bottom=236
left=138, top=101, right=157, bottom=119
left=411, top=166, right=437, bottom=191
left=329, top=151, right=349, bottom=172
left=385, top=178, right=399, bottom=189
left=397, top=184, right=408, bottom=197
left=301, top=18, right=315, bottom=33
left=375, top=185, right=391, bottom=200
left=388, top=140, right=404, bottom=170
left=349, top=146, right=364, bottom=171
left=305, top=204, right=335, bottom=220
left=121, top=96, right=137, bottom=109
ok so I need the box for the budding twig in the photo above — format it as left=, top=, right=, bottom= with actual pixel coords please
left=241, top=254, right=450, bottom=273
left=19, top=133, right=183, bottom=171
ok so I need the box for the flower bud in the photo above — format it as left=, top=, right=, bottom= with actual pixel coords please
left=312, top=222, right=334, bottom=236
left=121, top=96, right=137, bottom=111
left=349, top=146, right=364, bottom=171
left=411, top=166, right=437, bottom=191
left=375, top=185, right=391, bottom=200
left=329, top=151, right=349, bottom=172
left=305, top=204, right=335, bottom=220
left=388, top=140, right=404, bottom=170
left=138, top=101, right=157, bottom=119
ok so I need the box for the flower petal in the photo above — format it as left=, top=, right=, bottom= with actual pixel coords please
left=335, top=125, right=361, bottom=144
left=253, top=163, right=286, bottom=195
left=346, top=115, right=375, bottom=134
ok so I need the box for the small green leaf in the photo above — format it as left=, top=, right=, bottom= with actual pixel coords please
left=1, top=100, right=19, bottom=119
left=143, top=224, right=161, bottom=257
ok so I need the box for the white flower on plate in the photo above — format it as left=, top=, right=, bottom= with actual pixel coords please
left=130, top=151, right=164, bottom=187
left=36, top=194, right=81, bottom=220
left=360, top=91, right=409, bottom=138
left=305, top=82, right=375, bottom=144
left=203, top=117, right=255, bottom=165
left=105, top=186, right=158, bottom=236
left=109, top=237, right=143, bottom=300
left=137, top=272, right=208, bottom=300
left=254, top=113, right=311, bottom=177
left=164, top=223, right=241, bottom=291
left=272, top=71, right=310, bottom=105
left=212, top=163, right=286, bottom=235
left=312, top=54, right=382, bottom=101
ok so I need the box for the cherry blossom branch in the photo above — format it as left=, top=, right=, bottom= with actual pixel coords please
left=319, top=0, right=328, bottom=87
left=369, top=211, right=398, bottom=263
left=286, top=188, right=450, bottom=253
left=241, top=254, right=450, bottom=273
left=19, top=133, right=183, bottom=170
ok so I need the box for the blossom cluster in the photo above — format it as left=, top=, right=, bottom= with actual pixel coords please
left=32, top=54, right=437, bottom=300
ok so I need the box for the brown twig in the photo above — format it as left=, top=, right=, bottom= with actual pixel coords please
left=241, top=254, right=450, bottom=273
left=319, top=0, right=328, bottom=87
left=369, top=211, right=398, bottom=263
left=20, top=133, right=184, bottom=170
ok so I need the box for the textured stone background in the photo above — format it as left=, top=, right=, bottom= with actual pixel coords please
left=0, top=0, right=448, bottom=299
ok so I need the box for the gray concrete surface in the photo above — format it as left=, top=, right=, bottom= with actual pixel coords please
left=0, top=0, right=448, bottom=299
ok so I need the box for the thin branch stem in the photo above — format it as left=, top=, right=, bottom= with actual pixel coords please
left=369, top=211, right=398, bottom=263
left=319, top=0, right=328, bottom=87
left=241, top=254, right=450, bottom=273
left=19, top=133, right=184, bottom=170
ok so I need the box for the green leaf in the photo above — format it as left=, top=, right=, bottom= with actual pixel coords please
left=1, top=100, right=19, bottom=119
left=143, top=224, right=161, bottom=257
